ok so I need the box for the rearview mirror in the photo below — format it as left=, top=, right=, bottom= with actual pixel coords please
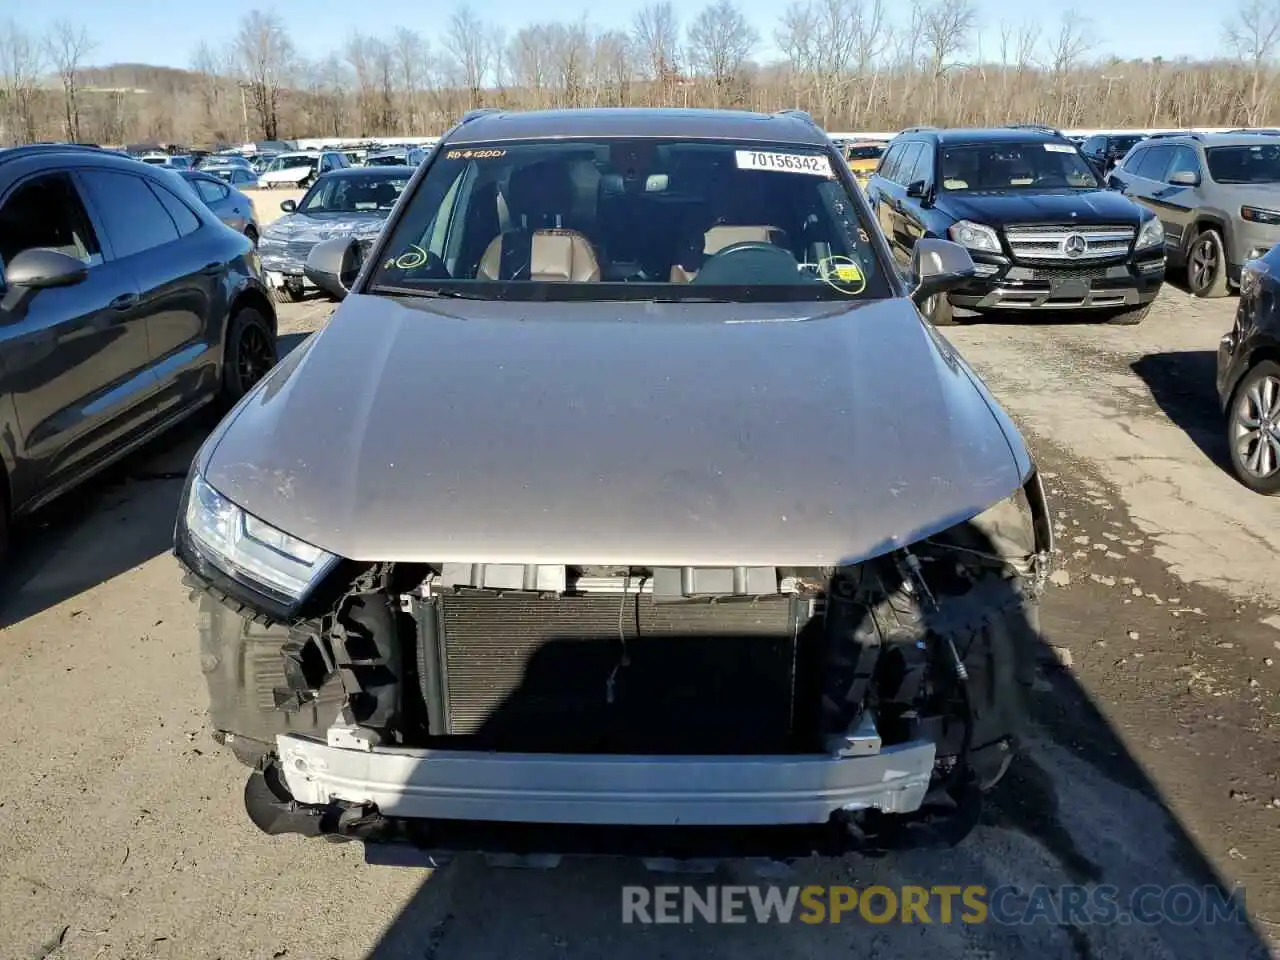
left=280, top=199, right=297, bottom=213
left=5, top=248, right=88, bottom=290
left=304, top=236, right=362, bottom=301
left=910, top=237, right=975, bottom=306
left=1168, top=170, right=1200, bottom=187
left=905, top=179, right=930, bottom=201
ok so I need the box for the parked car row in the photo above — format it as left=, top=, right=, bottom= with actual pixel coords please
left=0, top=142, right=279, bottom=560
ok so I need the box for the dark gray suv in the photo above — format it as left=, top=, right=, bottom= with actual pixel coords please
left=1109, top=132, right=1280, bottom=297
left=0, top=144, right=278, bottom=558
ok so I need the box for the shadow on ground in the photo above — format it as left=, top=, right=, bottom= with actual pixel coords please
left=342, top=512, right=1272, bottom=959
left=0, top=331, right=311, bottom=629
left=1130, top=350, right=1230, bottom=471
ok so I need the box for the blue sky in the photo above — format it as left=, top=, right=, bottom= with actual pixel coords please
left=18, top=0, right=1224, bottom=70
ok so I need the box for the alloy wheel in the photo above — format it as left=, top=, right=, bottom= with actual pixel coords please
left=236, top=322, right=275, bottom=391
left=1233, top=372, right=1280, bottom=480
left=1189, top=237, right=1218, bottom=293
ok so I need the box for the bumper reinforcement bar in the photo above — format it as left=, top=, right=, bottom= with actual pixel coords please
left=275, top=733, right=936, bottom=826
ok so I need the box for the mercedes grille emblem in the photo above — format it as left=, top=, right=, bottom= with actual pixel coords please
left=1061, top=233, right=1088, bottom=258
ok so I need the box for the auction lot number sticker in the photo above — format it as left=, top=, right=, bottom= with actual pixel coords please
left=736, top=150, right=833, bottom=177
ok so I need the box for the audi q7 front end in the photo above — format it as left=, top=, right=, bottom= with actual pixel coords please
left=176, top=107, right=1055, bottom=860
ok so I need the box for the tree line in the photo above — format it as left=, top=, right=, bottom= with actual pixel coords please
left=2, top=0, right=1280, bottom=148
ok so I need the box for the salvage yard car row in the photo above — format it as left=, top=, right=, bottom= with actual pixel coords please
left=0, top=112, right=1277, bottom=876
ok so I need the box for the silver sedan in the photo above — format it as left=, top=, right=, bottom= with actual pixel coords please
left=177, top=169, right=262, bottom=245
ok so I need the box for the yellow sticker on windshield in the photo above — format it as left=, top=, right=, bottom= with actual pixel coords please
left=445, top=148, right=507, bottom=160
left=818, top=256, right=867, bottom=295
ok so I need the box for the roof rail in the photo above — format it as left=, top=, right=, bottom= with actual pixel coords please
left=460, top=108, right=503, bottom=125
left=899, top=125, right=938, bottom=134
left=0, top=142, right=109, bottom=166
left=1004, top=122, right=1065, bottom=137
left=1147, top=131, right=1200, bottom=140
left=774, top=108, right=818, bottom=127
left=1226, top=127, right=1280, bottom=135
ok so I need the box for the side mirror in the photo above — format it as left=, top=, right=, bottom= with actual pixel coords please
left=279, top=199, right=297, bottom=213
left=905, top=179, right=930, bottom=201
left=1168, top=170, right=1200, bottom=187
left=304, top=236, right=361, bottom=301
left=910, top=237, right=975, bottom=306
left=5, top=248, right=88, bottom=290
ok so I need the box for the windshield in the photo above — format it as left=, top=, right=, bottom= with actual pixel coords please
left=846, top=145, right=884, bottom=162
left=1206, top=144, right=1280, bottom=183
left=366, top=137, right=888, bottom=303
left=366, top=154, right=407, bottom=166
left=300, top=173, right=409, bottom=213
left=1112, top=136, right=1145, bottom=154
left=140, top=156, right=167, bottom=165
left=940, top=141, right=1100, bottom=191
left=266, top=154, right=319, bottom=172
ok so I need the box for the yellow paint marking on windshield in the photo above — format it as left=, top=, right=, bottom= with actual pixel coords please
left=387, top=243, right=429, bottom=270
left=817, top=256, right=867, bottom=296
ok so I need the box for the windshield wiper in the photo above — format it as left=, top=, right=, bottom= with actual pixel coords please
left=370, top=283, right=497, bottom=301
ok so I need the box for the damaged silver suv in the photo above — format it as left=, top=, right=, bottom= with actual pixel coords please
left=175, top=107, right=1055, bottom=858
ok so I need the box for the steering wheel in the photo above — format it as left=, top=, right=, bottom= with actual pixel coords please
left=691, top=241, right=800, bottom=285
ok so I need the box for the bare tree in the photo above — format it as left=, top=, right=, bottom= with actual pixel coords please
left=45, top=21, right=94, bottom=142
left=233, top=10, right=293, bottom=140
left=1224, top=0, right=1280, bottom=124
left=633, top=1, right=681, bottom=105
left=686, top=0, right=758, bottom=105
left=509, top=25, right=553, bottom=107
left=0, top=20, right=45, bottom=143
left=445, top=7, right=492, bottom=108
left=393, top=28, right=427, bottom=135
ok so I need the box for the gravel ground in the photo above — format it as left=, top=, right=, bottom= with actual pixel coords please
left=0, top=284, right=1277, bottom=960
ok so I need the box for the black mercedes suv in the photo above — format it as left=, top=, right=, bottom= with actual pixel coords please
left=866, top=126, right=1167, bottom=325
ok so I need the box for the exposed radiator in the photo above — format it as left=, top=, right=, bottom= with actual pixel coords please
left=415, top=592, right=806, bottom=754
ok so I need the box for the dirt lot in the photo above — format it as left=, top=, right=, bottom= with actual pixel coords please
left=1, top=284, right=1277, bottom=959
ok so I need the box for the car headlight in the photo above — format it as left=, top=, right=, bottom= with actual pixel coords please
left=183, top=473, right=337, bottom=602
left=948, top=220, right=1001, bottom=253
left=1135, top=216, right=1165, bottom=250
left=1241, top=205, right=1280, bottom=226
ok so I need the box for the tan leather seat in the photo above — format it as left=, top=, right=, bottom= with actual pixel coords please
left=476, top=161, right=601, bottom=282
left=669, top=225, right=787, bottom=283
left=479, top=228, right=601, bottom=282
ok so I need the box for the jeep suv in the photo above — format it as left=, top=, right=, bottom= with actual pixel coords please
left=866, top=126, right=1166, bottom=325
left=1108, top=132, right=1280, bottom=298
left=174, top=107, right=1058, bottom=859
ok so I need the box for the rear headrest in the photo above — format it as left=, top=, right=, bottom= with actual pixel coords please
left=506, top=162, right=574, bottom=223
left=703, top=225, right=786, bottom=255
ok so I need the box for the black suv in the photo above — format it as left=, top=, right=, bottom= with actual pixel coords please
left=0, top=144, right=278, bottom=557
left=1079, top=132, right=1149, bottom=176
left=866, top=127, right=1167, bottom=325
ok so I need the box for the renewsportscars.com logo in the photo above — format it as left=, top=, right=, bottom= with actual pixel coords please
left=621, top=884, right=1249, bottom=927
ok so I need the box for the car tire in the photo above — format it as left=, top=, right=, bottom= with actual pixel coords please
left=220, top=306, right=278, bottom=406
left=273, top=283, right=304, bottom=304
left=1106, top=303, right=1150, bottom=325
left=923, top=293, right=956, bottom=326
left=1226, top=360, right=1280, bottom=495
left=1186, top=228, right=1230, bottom=298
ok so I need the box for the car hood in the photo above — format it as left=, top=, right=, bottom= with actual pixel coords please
left=940, top=188, right=1143, bottom=226
left=262, top=212, right=386, bottom=243
left=259, top=166, right=315, bottom=184
left=202, top=296, right=1027, bottom=567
